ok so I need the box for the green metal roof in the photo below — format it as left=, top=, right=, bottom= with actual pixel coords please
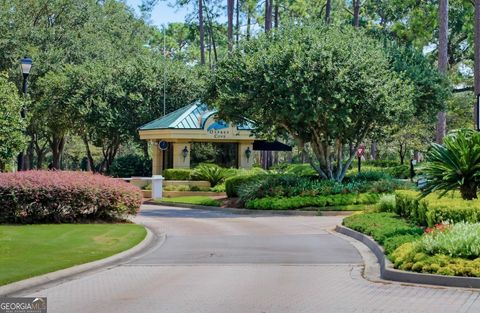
left=139, top=102, right=254, bottom=131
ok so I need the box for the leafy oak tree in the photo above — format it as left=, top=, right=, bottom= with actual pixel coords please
left=208, top=23, right=414, bottom=181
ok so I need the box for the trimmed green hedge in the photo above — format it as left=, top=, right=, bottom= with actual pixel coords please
left=163, top=169, right=193, bottom=180
left=343, top=212, right=423, bottom=252
left=245, top=193, right=380, bottom=210
left=395, top=190, right=480, bottom=227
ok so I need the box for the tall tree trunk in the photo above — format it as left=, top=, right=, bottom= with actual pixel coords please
left=353, top=0, right=360, bottom=27
left=204, top=0, right=218, bottom=63
left=227, top=0, right=234, bottom=51
left=436, top=0, right=448, bottom=143
left=25, top=140, right=34, bottom=170
left=208, top=31, right=212, bottom=68
left=82, top=136, right=95, bottom=172
left=475, top=0, right=480, bottom=129
left=199, top=0, right=206, bottom=65
left=34, top=138, right=47, bottom=169
left=235, top=0, right=240, bottom=44
left=265, top=0, right=272, bottom=32
left=246, top=11, right=251, bottom=40
left=50, top=136, right=65, bottom=170
left=325, top=0, right=331, bottom=23
left=370, top=141, right=377, bottom=160
left=274, top=1, right=279, bottom=28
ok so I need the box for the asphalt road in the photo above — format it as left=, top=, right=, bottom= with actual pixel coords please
left=20, top=205, right=480, bottom=313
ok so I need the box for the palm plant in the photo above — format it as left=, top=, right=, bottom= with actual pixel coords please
left=192, top=164, right=227, bottom=187
left=422, top=129, right=480, bottom=200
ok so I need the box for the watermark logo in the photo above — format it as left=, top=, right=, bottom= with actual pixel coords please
left=0, top=297, right=47, bottom=313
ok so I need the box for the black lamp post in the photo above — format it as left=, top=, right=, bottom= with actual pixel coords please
left=17, top=57, right=32, bottom=171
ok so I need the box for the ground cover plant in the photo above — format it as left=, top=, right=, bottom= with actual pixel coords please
left=246, top=193, right=380, bottom=210
left=390, top=223, right=480, bottom=277
left=0, top=224, right=146, bottom=285
left=158, top=196, right=221, bottom=207
left=343, top=212, right=423, bottom=249
left=0, top=171, right=142, bottom=223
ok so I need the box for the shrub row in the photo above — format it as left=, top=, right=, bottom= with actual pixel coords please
left=0, top=171, right=143, bottom=223
left=245, top=193, right=381, bottom=210
left=237, top=173, right=409, bottom=202
left=343, top=212, right=423, bottom=254
left=163, top=169, right=195, bottom=181
left=391, top=242, right=480, bottom=277
left=394, top=190, right=480, bottom=227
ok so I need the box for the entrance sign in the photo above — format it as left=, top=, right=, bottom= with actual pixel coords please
left=159, top=140, right=168, bottom=150
left=356, top=146, right=366, bottom=158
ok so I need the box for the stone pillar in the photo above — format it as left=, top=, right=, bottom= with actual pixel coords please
left=238, top=141, right=254, bottom=169
left=151, top=143, right=163, bottom=175
left=173, top=142, right=191, bottom=169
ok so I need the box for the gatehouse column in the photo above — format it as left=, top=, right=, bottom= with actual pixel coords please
left=173, top=142, right=191, bottom=169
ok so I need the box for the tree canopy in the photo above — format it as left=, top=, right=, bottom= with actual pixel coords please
left=0, top=74, right=26, bottom=171
left=208, top=23, right=415, bottom=180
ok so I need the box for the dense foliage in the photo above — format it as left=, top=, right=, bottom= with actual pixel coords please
left=418, top=222, right=480, bottom=259
left=224, top=174, right=268, bottom=198
left=191, top=164, right=228, bottom=187
left=421, top=129, right=480, bottom=200
left=208, top=23, right=414, bottom=181
left=343, top=212, right=423, bottom=246
left=108, top=154, right=152, bottom=178
left=391, top=223, right=480, bottom=277
left=395, top=190, right=480, bottom=227
left=246, top=193, right=380, bottom=210
left=163, top=169, right=195, bottom=181
left=0, top=171, right=142, bottom=223
left=237, top=173, right=405, bottom=203
left=0, top=74, right=26, bottom=171
left=391, top=242, right=480, bottom=277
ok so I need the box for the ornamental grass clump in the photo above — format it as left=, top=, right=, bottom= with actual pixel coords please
left=418, top=222, right=480, bottom=259
left=0, top=170, right=143, bottom=223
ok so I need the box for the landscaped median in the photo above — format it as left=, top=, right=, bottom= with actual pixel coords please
left=0, top=224, right=146, bottom=286
left=338, top=190, right=480, bottom=287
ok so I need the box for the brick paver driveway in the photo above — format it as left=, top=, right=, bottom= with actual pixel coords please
left=21, top=204, right=480, bottom=313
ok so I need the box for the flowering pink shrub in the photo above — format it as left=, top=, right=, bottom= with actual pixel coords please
left=0, top=171, right=143, bottom=223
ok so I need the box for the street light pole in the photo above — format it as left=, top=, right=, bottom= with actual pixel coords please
left=17, top=57, right=32, bottom=171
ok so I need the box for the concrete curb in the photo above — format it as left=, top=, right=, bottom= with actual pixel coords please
left=0, top=225, right=156, bottom=296
left=336, top=224, right=480, bottom=289
left=147, top=201, right=355, bottom=216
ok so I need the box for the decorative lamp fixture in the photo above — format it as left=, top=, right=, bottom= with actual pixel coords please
left=20, top=57, right=33, bottom=77
left=245, top=147, right=252, bottom=161
left=182, top=146, right=189, bottom=161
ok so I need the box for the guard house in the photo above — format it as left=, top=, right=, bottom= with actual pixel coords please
left=138, top=102, right=258, bottom=175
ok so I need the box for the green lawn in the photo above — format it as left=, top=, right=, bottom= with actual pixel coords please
left=158, top=196, right=221, bottom=207
left=0, top=224, right=146, bottom=286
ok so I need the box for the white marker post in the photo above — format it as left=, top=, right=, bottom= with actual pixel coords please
left=151, top=175, right=164, bottom=200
